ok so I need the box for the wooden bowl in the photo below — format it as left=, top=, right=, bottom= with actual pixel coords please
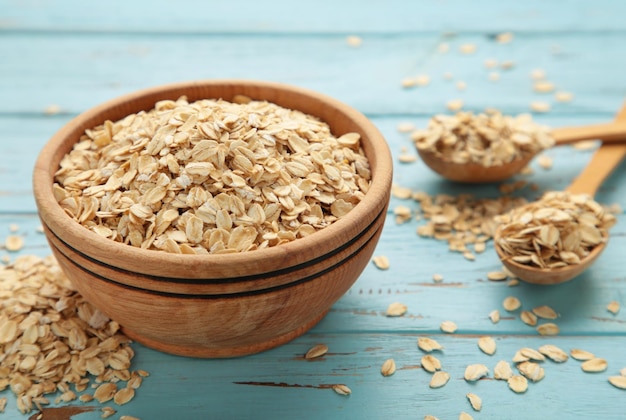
left=33, top=80, right=393, bottom=357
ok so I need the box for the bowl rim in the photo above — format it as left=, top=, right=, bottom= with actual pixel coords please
left=33, top=79, right=392, bottom=280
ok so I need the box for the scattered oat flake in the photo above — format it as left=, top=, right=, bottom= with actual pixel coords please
left=372, top=255, right=390, bottom=270
left=346, top=35, right=362, bottom=47
left=418, top=337, right=443, bottom=353
left=44, top=104, right=61, bottom=115
left=79, top=394, right=94, bottom=402
left=429, top=371, right=451, bottom=388
left=397, top=122, right=416, bottom=133
left=459, top=43, right=477, bottom=54
left=609, top=376, right=626, bottom=390
left=518, top=361, right=545, bottom=382
left=464, top=364, right=489, bottom=381
left=466, top=393, right=482, bottom=411
left=440, top=321, right=458, bottom=334
left=305, top=344, right=328, bottom=359
left=508, top=375, right=528, bottom=393
left=507, top=279, right=519, bottom=287
left=398, top=153, right=417, bottom=163
left=489, top=309, right=501, bottom=324
left=581, top=358, right=608, bottom=373
left=447, top=99, right=464, bottom=112
left=456, top=81, right=467, bottom=91
left=484, top=58, right=498, bottom=68
left=113, top=387, right=135, bottom=405
left=432, top=273, right=444, bottom=283
left=101, top=407, right=117, bottom=418
left=537, top=323, right=560, bottom=336
left=4, top=235, right=24, bottom=252
left=463, top=251, right=476, bottom=261
left=332, top=384, right=351, bottom=395
left=538, top=344, right=569, bottom=363
left=607, top=301, right=620, bottom=315
left=530, top=69, right=546, bottom=80
left=381, top=358, right=396, bottom=377
left=425, top=416, right=440, bottom=420
left=520, top=310, right=538, bottom=326
left=478, top=336, right=497, bottom=355
left=0, top=397, right=7, bottom=413
left=487, top=271, right=507, bottom=281
left=532, top=305, right=558, bottom=319
left=570, top=349, right=595, bottom=361
left=503, top=296, right=521, bottom=312
left=402, top=77, right=418, bottom=88
left=459, top=412, right=474, bottom=420
left=94, top=383, right=118, bottom=403
left=386, top=302, right=408, bottom=317
left=534, top=81, right=555, bottom=93
left=488, top=72, right=500, bottom=82
left=537, top=154, right=553, bottom=170
left=496, top=32, right=514, bottom=43
left=555, top=91, right=574, bottom=103
left=416, top=75, right=431, bottom=86
left=494, top=360, right=513, bottom=380
left=501, top=60, right=515, bottom=70
left=421, top=354, right=442, bottom=373
left=530, top=101, right=551, bottom=113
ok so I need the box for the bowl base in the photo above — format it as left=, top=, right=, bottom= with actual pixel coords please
left=121, top=309, right=330, bottom=358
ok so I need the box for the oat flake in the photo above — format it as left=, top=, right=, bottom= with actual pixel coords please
left=305, top=344, right=328, bottom=359
left=494, top=360, right=513, bottom=380
left=508, top=375, right=528, bottom=393
left=386, top=302, right=408, bottom=317
left=570, top=348, right=595, bottom=361
left=332, top=384, right=352, bottom=396
left=381, top=358, right=396, bottom=377
left=464, top=364, right=489, bottom=382
left=478, top=336, right=496, bottom=355
left=440, top=320, right=458, bottom=334
left=421, top=355, right=442, bottom=373
left=429, top=371, right=450, bottom=388
left=608, top=376, right=626, bottom=390
left=581, top=358, right=608, bottom=373
left=466, top=393, right=482, bottom=411
left=503, top=296, right=521, bottom=312
left=536, top=323, right=560, bottom=336
left=418, top=337, right=443, bottom=353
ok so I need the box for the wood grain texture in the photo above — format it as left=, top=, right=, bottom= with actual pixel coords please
left=1, top=0, right=626, bottom=418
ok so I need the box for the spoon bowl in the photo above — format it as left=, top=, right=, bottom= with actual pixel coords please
left=495, top=229, right=608, bottom=285
left=417, top=148, right=533, bottom=183
left=493, top=139, right=626, bottom=285
left=418, top=121, right=626, bottom=183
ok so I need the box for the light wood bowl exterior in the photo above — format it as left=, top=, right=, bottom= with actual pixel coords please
left=33, top=80, right=393, bottom=357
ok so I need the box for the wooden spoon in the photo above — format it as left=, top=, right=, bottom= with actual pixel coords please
left=494, top=122, right=626, bottom=285
left=418, top=121, right=626, bottom=183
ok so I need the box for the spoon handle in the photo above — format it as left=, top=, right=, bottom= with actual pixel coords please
left=552, top=122, right=626, bottom=146
left=566, top=104, right=626, bottom=196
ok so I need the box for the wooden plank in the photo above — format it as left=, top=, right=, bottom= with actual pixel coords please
left=1, top=33, right=625, bottom=116
left=1, top=334, right=625, bottom=419
left=2, top=0, right=626, bottom=33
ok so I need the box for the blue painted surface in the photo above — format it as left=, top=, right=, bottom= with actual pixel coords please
left=1, top=1, right=626, bottom=418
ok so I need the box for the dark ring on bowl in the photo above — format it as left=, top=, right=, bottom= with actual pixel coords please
left=51, top=222, right=383, bottom=299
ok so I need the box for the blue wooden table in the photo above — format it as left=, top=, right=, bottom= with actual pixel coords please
left=2, top=1, right=626, bottom=418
